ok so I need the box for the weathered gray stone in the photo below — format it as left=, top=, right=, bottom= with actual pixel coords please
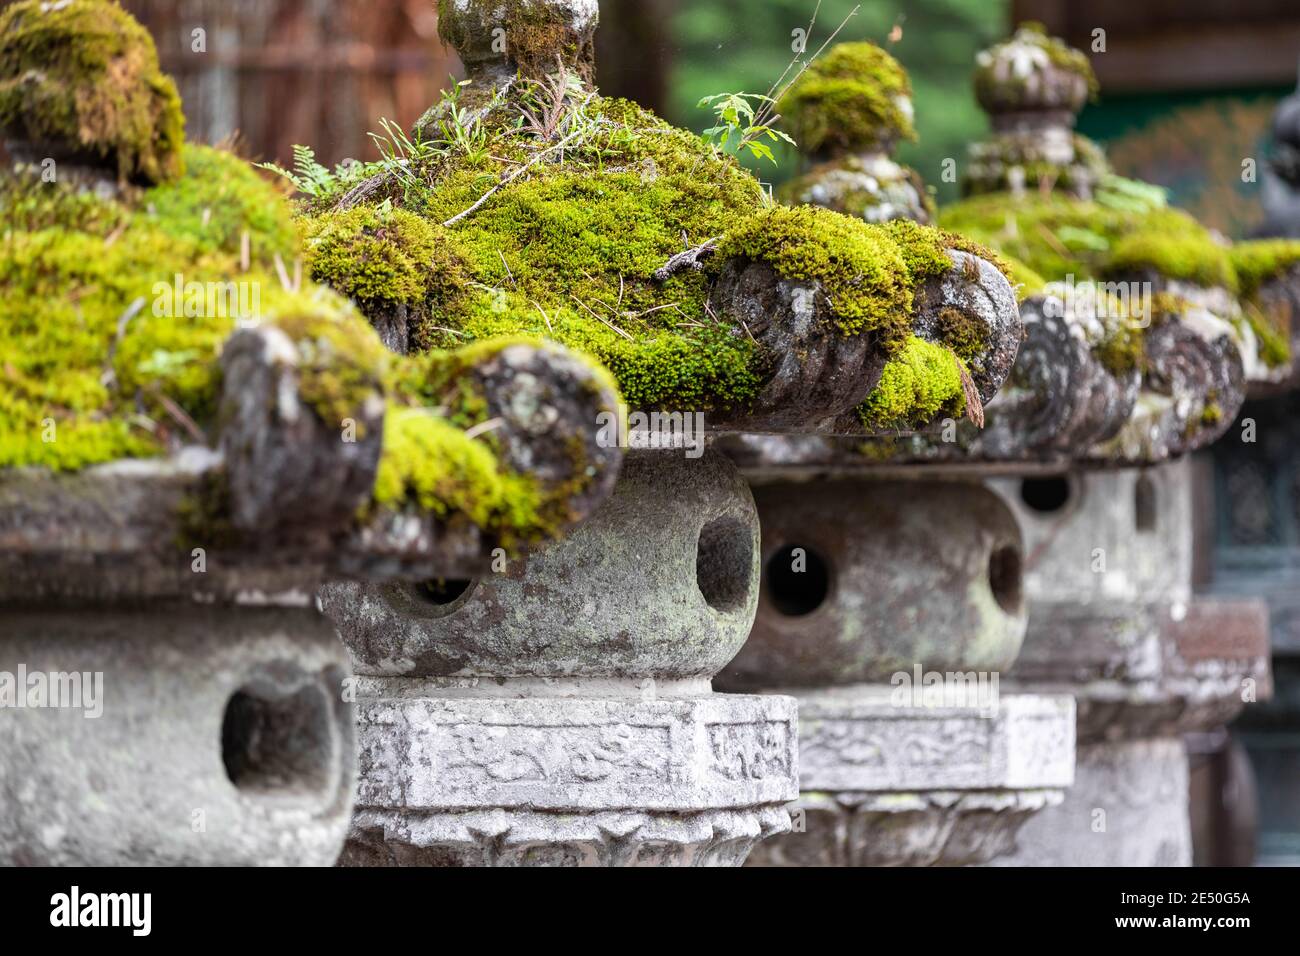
left=745, top=689, right=1074, bottom=866
left=713, top=474, right=1074, bottom=866
left=992, top=739, right=1191, bottom=867
left=324, top=449, right=759, bottom=679
left=340, top=690, right=795, bottom=866
left=0, top=603, right=355, bottom=866
left=783, top=153, right=932, bottom=226
left=322, top=449, right=800, bottom=866
left=719, top=480, right=1027, bottom=689
left=710, top=250, right=1021, bottom=434
left=436, top=0, right=600, bottom=85
left=220, top=325, right=385, bottom=539
left=988, top=463, right=1271, bottom=866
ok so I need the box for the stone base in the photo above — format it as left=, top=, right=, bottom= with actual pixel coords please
left=990, top=737, right=1191, bottom=866
left=343, top=806, right=791, bottom=866
left=749, top=789, right=1061, bottom=867
left=746, top=687, right=1075, bottom=866
left=342, top=682, right=799, bottom=866
left=0, top=603, right=356, bottom=866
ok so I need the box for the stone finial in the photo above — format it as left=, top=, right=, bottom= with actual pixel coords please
left=437, top=0, right=600, bottom=84
left=778, top=41, right=934, bottom=225
left=778, top=42, right=916, bottom=158
left=0, top=0, right=185, bottom=184
left=973, top=22, right=1096, bottom=128
left=964, top=24, right=1106, bottom=200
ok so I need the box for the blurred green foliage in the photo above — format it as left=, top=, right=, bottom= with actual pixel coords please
left=667, top=0, right=1008, bottom=202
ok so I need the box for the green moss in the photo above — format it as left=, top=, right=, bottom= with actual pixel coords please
left=1093, top=323, right=1144, bottom=377
left=298, top=93, right=1006, bottom=428
left=0, top=39, right=614, bottom=550
left=0, top=143, right=388, bottom=470
left=1106, top=231, right=1235, bottom=290
left=0, top=0, right=184, bottom=184
left=934, top=307, right=989, bottom=362
left=1218, top=240, right=1300, bottom=369
left=303, top=203, right=455, bottom=306
left=142, top=145, right=298, bottom=266
left=717, top=206, right=1004, bottom=347
left=1242, top=302, right=1292, bottom=369
left=778, top=42, right=916, bottom=154
left=273, top=305, right=391, bottom=432
left=939, top=193, right=1233, bottom=291
left=856, top=335, right=966, bottom=431
left=371, top=407, right=551, bottom=547
left=1230, top=239, right=1300, bottom=299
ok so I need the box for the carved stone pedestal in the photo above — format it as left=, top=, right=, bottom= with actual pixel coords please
left=322, top=450, right=799, bottom=866
left=717, top=479, right=1075, bottom=866
left=989, top=463, right=1271, bottom=866
left=748, top=687, right=1072, bottom=866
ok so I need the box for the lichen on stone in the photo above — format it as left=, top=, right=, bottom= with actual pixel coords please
left=973, top=21, right=1098, bottom=112
left=0, top=0, right=184, bottom=184
left=777, top=41, right=916, bottom=155
left=436, top=0, right=598, bottom=85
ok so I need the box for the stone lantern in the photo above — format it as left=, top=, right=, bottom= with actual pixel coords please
left=713, top=27, right=1293, bottom=866
left=0, top=0, right=622, bottom=865
left=946, top=27, right=1294, bottom=866
left=308, top=1, right=1026, bottom=865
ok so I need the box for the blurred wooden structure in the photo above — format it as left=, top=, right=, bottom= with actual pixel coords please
left=105, top=0, right=463, bottom=167
left=1014, top=0, right=1300, bottom=93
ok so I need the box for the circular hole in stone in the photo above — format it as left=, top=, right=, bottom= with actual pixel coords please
left=765, top=544, right=831, bottom=617
left=1020, top=476, right=1072, bottom=514
left=414, top=578, right=477, bottom=606
left=696, top=516, right=755, bottom=614
left=988, top=545, right=1023, bottom=615
left=221, top=673, right=334, bottom=797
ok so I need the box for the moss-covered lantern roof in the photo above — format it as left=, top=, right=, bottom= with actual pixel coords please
left=0, top=0, right=623, bottom=594
left=289, top=7, right=1023, bottom=440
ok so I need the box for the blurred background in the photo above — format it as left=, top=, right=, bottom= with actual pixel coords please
left=10, top=0, right=1300, bottom=867
left=4, top=0, right=1292, bottom=234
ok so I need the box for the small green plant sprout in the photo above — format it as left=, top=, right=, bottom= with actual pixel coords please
left=256, top=145, right=372, bottom=201
left=368, top=116, right=443, bottom=198
left=698, top=93, right=796, bottom=166
left=420, top=78, right=501, bottom=162
left=697, top=1, right=860, bottom=167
